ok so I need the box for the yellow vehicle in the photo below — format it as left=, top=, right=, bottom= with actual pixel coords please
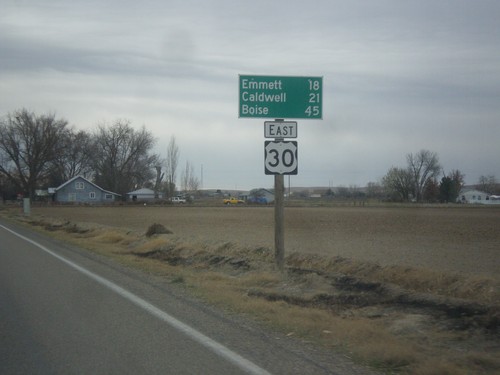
left=223, top=197, right=244, bottom=205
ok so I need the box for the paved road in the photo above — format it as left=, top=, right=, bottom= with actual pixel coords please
left=0, top=219, right=375, bottom=375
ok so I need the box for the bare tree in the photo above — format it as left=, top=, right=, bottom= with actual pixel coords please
left=181, top=160, right=200, bottom=193
left=477, top=175, right=498, bottom=194
left=153, top=164, right=164, bottom=199
left=188, top=171, right=200, bottom=193
left=349, top=184, right=364, bottom=199
left=165, top=136, right=179, bottom=198
left=407, top=150, right=441, bottom=202
left=0, top=170, right=18, bottom=201
left=48, top=129, right=95, bottom=186
left=382, top=166, right=413, bottom=201
left=92, top=120, right=157, bottom=196
left=180, top=161, right=190, bottom=193
left=366, top=181, right=384, bottom=199
left=0, top=109, right=68, bottom=199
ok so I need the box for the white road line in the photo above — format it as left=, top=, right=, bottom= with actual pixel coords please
left=1, top=224, right=273, bottom=375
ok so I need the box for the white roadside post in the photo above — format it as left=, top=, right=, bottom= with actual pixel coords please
left=23, top=198, right=31, bottom=216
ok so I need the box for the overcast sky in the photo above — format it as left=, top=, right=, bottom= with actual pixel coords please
left=1, top=0, right=499, bottom=190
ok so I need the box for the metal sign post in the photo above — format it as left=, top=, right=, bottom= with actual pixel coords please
left=263, top=119, right=298, bottom=271
left=238, top=74, right=323, bottom=271
left=274, top=173, right=285, bottom=270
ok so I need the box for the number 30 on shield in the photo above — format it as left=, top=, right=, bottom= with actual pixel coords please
left=264, top=141, right=298, bottom=175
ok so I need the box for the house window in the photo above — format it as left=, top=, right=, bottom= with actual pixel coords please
left=89, top=192, right=96, bottom=200
left=75, top=182, right=84, bottom=189
left=105, top=194, right=113, bottom=200
left=68, top=193, right=76, bottom=201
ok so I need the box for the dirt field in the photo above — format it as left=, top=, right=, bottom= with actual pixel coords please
left=31, top=205, right=500, bottom=278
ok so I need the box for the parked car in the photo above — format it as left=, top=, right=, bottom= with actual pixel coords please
left=171, top=196, right=187, bottom=204
left=247, top=196, right=267, bottom=205
left=223, top=197, right=244, bottom=205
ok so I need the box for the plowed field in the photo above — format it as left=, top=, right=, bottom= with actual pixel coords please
left=32, top=205, right=500, bottom=278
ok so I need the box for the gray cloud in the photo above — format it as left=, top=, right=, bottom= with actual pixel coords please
left=1, top=0, right=499, bottom=189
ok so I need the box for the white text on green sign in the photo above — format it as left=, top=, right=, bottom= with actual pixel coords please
left=239, top=75, right=322, bottom=119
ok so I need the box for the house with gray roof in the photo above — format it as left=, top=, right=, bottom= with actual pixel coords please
left=126, top=188, right=163, bottom=201
left=247, top=188, right=275, bottom=204
left=50, top=176, right=121, bottom=204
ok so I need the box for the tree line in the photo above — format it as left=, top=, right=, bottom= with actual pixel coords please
left=381, top=149, right=499, bottom=203
left=0, top=109, right=199, bottom=200
left=307, top=151, right=497, bottom=203
left=2, top=109, right=497, bottom=203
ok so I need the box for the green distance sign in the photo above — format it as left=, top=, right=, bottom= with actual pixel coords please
left=239, top=75, right=323, bottom=119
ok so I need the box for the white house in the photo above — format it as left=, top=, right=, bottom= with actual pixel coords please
left=127, top=188, right=163, bottom=202
left=458, top=189, right=500, bottom=205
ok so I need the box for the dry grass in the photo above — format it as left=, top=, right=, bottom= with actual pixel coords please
left=94, top=230, right=129, bottom=244
left=3, top=207, right=499, bottom=375
left=286, top=252, right=500, bottom=305
left=21, top=205, right=500, bottom=277
left=134, top=236, right=170, bottom=254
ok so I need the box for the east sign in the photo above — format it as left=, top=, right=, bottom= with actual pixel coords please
left=264, top=121, right=297, bottom=138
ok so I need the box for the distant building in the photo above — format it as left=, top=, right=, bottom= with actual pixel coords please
left=51, top=176, right=120, bottom=204
left=248, top=188, right=275, bottom=204
left=127, top=188, right=163, bottom=201
left=458, top=189, right=500, bottom=205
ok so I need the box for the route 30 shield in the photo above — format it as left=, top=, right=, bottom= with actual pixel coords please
left=264, top=141, right=298, bottom=175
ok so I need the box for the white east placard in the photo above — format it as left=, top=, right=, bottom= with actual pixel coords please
left=264, top=121, right=298, bottom=138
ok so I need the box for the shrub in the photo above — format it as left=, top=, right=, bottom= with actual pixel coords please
left=145, top=223, right=172, bottom=237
